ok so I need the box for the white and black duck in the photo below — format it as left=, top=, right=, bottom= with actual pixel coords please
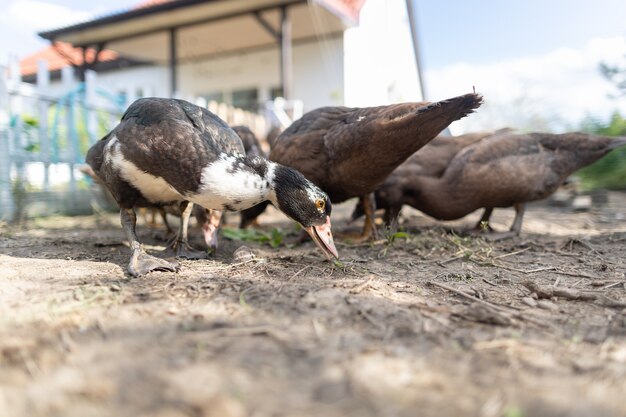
left=87, top=98, right=338, bottom=276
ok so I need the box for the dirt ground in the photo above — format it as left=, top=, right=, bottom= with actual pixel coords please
left=1, top=192, right=626, bottom=417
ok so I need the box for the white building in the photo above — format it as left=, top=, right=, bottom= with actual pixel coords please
left=24, top=0, right=423, bottom=115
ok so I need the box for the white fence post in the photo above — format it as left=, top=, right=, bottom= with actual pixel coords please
left=85, top=69, right=98, bottom=146
left=37, top=60, right=50, bottom=191
left=8, top=56, right=25, bottom=185
left=0, top=64, right=13, bottom=221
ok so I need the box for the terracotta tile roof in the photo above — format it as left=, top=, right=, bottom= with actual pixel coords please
left=316, top=0, right=366, bottom=24
left=133, top=0, right=174, bottom=9
left=20, top=42, right=118, bottom=76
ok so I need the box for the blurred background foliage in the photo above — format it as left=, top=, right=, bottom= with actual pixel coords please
left=575, top=56, right=626, bottom=190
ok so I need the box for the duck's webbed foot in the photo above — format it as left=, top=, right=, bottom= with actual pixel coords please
left=166, top=238, right=208, bottom=259
left=480, top=231, right=518, bottom=241
left=129, top=248, right=179, bottom=277
left=121, top=208, right=179, bottom=277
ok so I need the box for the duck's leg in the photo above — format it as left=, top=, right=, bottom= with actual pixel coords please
left=473, top=207, right=494, bottom=232
left=121, top=208, right=178, bottom=277
left=159, top=207, right=174, bottom=235
left=200, top=209, right=222, bottom=252
left=383, top=205, right=401, bottom=235
left=340, top=194, right=379, bottom=242
left=476, top=204, right=525, bottom=241
left=167, top=201, right=208, bottom=259
left=509, top=202, right=526, bottom=235
left=151, top=207, right=175, bottom=241
left=359, top=193, right=379, bottom=241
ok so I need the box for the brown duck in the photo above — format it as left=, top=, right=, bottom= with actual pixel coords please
left=360, top=131, right=626, bottom=237
left=350, top=128, right=513, bottom=224
left=269, top=92, right=484, bottom=239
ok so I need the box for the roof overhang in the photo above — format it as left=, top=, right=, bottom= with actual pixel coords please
left=38, top=0, right=355, bottom=63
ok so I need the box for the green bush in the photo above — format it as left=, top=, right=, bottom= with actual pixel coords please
left=576, top=111, right=626, bottom=190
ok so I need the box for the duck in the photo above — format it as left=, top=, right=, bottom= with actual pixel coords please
left=269, top=92, right=484, bottom=240
left=359, top=131, right=626, bottom=238
left=350, top=128, right=513, bottom=225
left=86, top=98, right=338, bottom=276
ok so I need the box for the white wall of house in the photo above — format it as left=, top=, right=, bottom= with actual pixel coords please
left=179, top=36, right=344, bottom=112
left=96, top=65, right=170, bottom=99
left=344, top=0, right=423, bottom=107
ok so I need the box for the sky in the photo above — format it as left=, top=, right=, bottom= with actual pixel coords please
left=413, top=0, right=626, bottom=132
left=1, top=0, right=626, bottom=132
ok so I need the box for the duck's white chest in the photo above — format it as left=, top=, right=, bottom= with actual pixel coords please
left=189, top=156, right=271, bottom=211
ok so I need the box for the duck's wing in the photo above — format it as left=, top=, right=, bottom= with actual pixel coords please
left=441, top=133, right=554, bottom=200
left=174, top=99, right=245, bottom=155
left=271, top=93, right=483, bottom=202
left=112, top=98, right=244, bottom=195
left=405, top=130, right=496, bottom=178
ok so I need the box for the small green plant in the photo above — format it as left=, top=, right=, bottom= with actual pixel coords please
left=387, top=231, right=409, bottom=243
left=378, top=230, right=410, bottom=257
left=453, top=273, right=474, bottom=282
left=503, top=406, right=523, bottom=417
left=222, top=227, right=285, bottom=248
left=332, top=259, right=345, bottom=268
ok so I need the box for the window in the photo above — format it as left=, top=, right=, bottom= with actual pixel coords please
left=201, top=91, right=224, bottom=104
left=232, top=88, right=258, bottom=112
left=270, top=86, right=284, bottom=100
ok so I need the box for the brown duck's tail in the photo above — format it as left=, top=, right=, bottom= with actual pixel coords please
left=367, top=93, right=482, bottom=167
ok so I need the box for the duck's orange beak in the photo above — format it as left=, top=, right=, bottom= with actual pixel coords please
left=305, top=216, right=339, bottom=260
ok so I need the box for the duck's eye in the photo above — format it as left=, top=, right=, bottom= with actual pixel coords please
left=315, top=199, right=325, bottom=211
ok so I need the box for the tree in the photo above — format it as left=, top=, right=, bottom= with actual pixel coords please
left=600, top=56, right=626, bottom=97
left=576, top=111, right=626, bottom=190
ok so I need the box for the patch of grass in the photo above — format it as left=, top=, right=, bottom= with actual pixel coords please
left=377, top=230, right=411, bottom=257
left=503, top=406, right=523, bottom=417
left=453, top=273, right=474, bottom=282
left=222, top=227, right=285, bottom=248
left=332, top=259, right=345, bottom=268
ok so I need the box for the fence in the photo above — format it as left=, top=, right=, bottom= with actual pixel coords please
left=0, top=59, right=280, bottom=222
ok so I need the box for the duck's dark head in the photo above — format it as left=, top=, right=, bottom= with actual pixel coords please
left=271, top=165, right=338, bottom=260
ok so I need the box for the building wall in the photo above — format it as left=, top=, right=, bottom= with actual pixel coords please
left=95, top=65, right=170, bottom=99
left=41, top=36, right=345, bottom=114
left=178, top=36, right=344, bottom=112
left=344, top=0, right=422, bottom=107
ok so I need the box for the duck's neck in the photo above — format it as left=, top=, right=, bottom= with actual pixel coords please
left=193, top=154, right=278, bottom=211
left=407, top=176, right=466, bottom=221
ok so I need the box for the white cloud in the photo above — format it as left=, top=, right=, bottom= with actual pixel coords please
left=425, top=37, right=626, bottom=133
left=8, top=1, right=91, bottom=30
left=0, top=1, right=93, bottom=64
